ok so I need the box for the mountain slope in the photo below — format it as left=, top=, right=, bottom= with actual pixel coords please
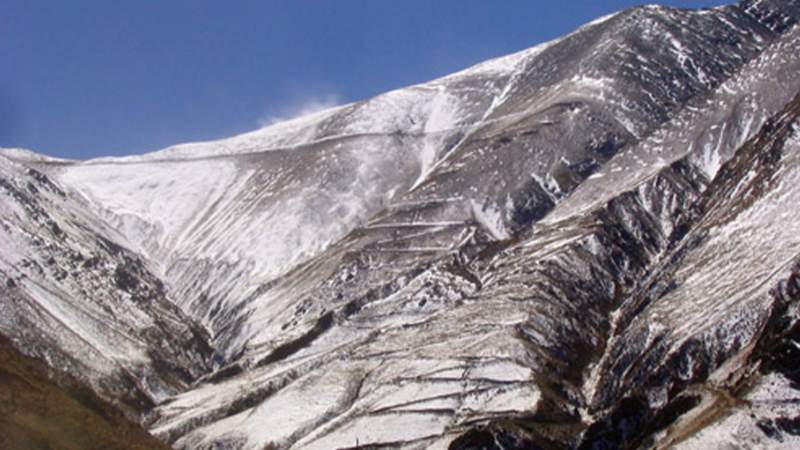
left=0, top=333, right=173, bottom=450
left=3, top=1, right=800, bottom=449
left=140, top=3, right=800, bottom=449
left=40, top=0, right=791, bottom=360
left=0, top=155, right=213, bottom=414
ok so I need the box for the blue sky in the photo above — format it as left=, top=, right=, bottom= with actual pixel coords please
left=2, top=1, right=729, bottom=159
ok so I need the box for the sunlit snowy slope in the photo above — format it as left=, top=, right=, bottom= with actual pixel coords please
left=3, top=0, right=800, bottom=449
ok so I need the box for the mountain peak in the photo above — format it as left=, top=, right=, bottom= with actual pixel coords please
left=3, top=2, right=800, bottom=449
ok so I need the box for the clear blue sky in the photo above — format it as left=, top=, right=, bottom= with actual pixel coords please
left=2, top=1, right=730, bottom=159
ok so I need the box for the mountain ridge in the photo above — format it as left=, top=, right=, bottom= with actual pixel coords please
left=3, top=0, right=800, bottom=448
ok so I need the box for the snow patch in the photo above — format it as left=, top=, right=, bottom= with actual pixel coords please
left=470, top=200, right=510, bottom=240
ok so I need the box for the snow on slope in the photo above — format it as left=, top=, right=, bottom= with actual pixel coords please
left=0, top=147, right=72, bottom=163
left=42, top=23, right=579, bottom=348
left=140, top=5, right=800, bottom=450
left=42, top=3, right=773, bottom=361
left=674, top=374, right=800, bottom=449
left=545, top=23, right=800, bottom=224
left=0, top=154, right=212, bottom=408
left=91, top=37, right=551, bottom=165
left=56, top=132, right=441, bottom=340
left=600, top=94, right=800, bottom=450
left=5, top=1, right=800, bottom=449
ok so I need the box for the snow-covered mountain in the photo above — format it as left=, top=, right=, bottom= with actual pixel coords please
left=3, top=0, right=800, bottom=448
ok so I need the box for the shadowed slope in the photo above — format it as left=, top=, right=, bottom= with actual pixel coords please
left=0, top=333, right=172, bottom=450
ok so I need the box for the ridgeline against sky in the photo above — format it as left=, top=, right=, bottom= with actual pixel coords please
left=2, top=1, right=727, bottom=159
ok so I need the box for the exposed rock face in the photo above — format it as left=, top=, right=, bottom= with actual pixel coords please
left=3, top=1, right=800, bottom=449
left=0, top=156, right=214, bottom=415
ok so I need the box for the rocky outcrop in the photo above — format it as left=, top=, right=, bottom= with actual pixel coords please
left=3, top=1, right=800, bottom=449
